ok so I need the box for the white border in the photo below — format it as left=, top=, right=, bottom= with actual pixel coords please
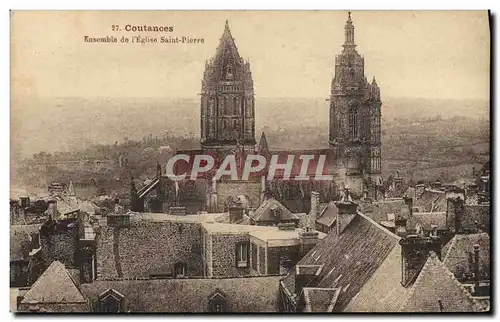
left=2, top=1, right=498, bottom=322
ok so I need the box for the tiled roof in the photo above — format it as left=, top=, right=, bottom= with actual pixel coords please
left=442, top=233, right=490, bottom=282
left=10, top=224, right=41, bottom=262
left=402, top=253, right=482, bottom=312
left=303, top=288, right=341, bottom=312
left=414, top=190, right=447, bottom=213
left=251, top=198, right=298, bottom=223
left=462, top=205, right=490, bottom=233
left=81, top=276, right=281, bottom=312
left=282, top=213, right=400, bottom=311
left=21, top=261, right=87, bottom=304
left=316, top=202, right=338, bottom=227
left=345, top=245, right=413, bottom=312
left=361, top=199, right=406, bottom=223
left=409, top=212, right=448, bottom=231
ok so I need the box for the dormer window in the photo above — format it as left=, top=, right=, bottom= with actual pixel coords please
left=235, top=242, right=249, bottom=268
left=208, top=289, right=229, bottom=312
left=174, top=262, right=186, bottom=277
left=98, top=288, right=125, bottom=313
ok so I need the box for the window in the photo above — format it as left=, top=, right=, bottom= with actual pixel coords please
left=348, top=107, right=358, bottom=139
left=174, top=262, right=186, bottom=277
left=98, top=289, right=125, bottom=313
left=235, top=242, right=249, bottom=268
left=208, top=289, right=229, bottom=312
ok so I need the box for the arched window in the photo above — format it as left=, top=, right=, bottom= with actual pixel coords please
left=348, top=107, right=358, bottom=139
left=233, top=97, right=238, bottom=115
left=208, top=289, right=229, bottom=312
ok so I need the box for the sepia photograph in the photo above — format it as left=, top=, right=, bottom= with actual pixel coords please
left=9, top=10, right=491, bottom=313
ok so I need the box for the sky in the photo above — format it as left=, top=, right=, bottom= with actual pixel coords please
left=11, top=10, right=490, bottom=100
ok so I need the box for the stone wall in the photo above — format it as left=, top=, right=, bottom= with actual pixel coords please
left=97, top=221, right=203, bottom=279
left=259, top=246, right=266, bottom=275
left=41, top=227, right=78, bottom=268
left=210, top=234, right=250, bottom=277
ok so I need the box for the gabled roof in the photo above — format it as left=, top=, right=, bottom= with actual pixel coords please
left=21, top=261, right=86, bottom=304
left=282, top=213, right=400, bottom=311
left=251, top=198, right=298, bottom=223
left=402, top=253, right=482, bottom=312
left=81, top=276, right=281, bottom=312
left=442, top=233, right=490, bottom=282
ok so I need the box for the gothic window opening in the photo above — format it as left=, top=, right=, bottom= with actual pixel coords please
left=208, top=289, right=229, bottom=312
left=235, top=242, right=249, bottom=268
left=348, top=107, right=358, bottom=139
left=174, top=262, right=186, bottom=277
left=225, top=66, right=234, bottom=80
left=233, top=97, right=238, bottom=115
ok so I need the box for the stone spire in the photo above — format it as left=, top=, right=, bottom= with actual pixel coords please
left=343, top=11, right=356, bottom=49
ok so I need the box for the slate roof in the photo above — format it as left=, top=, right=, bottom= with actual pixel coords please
left=81, top=276, right=281, bottom=312
left=10, top=224, right=41, bottom=262
left=316, top=202, right=338, bottom=227
left=21, top=261, right=87, bottom=304
left=462, top=204, right=490, bottom=234
left=282, top=212, right=484, bottom=312
left=414, top=190, right=447, bottom=213
left=409, top=212, right=448, bottom=231
left=251, top=198, right=298, bottom=223
left=282, top=213, right=400, bottom=311
left=402, top=253, right=482, bottom=312
left=442, top=233, right=490, bottom=282
left=303, top=288, right=341, bottom=312
left=360, top=199, right=406, bottom=223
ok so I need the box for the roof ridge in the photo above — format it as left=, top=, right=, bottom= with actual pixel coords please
left=433, top=254, right=483, bottom=311
left=358, top=211, right=401, bottom=241
left=442, top=235, right=458, bottom=264
left=403, top=254, right=482, bottom=312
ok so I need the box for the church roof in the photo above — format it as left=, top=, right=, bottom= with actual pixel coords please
left=257, top=132, right=269, bottom=155
left=21, top=261, right=87, bottom=304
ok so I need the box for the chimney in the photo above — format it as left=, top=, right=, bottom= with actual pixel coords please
left=395, top=215, right=408, bottom=237
left=403, top=196, right=413, bottom=218
left=399, top=235, right=442, bottom=287
left=229, top=200, right=244, bottom=223
left=47, top=199, right=57, bottom=218
left=445, top=187, right=465, bottom=234
left=335, top=188, right=358, bottom=235
left=473, top=243, right=480, bottom=288
left=308, top=191, right=320, bottom=231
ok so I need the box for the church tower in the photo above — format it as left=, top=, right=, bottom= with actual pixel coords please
left=329, top=12, right=382, bottom=197
left=200, top=20, right=256, bottom=155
